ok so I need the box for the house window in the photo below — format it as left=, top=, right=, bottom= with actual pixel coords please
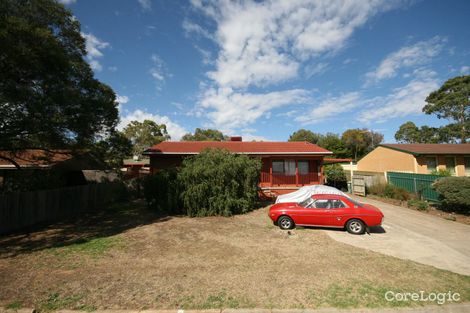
left=445, top=157, right=456, bottom=175
left=426, top=157, right=437, bottom=173
left=284, top=160, right=296, bottom=176
left=272, top=160, right=284, bottom=174
left=298, top=161, right=309, bottom=175
left=465, top=157, right=470, bottom=176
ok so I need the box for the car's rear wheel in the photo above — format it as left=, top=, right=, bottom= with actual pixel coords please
left=346, top=219, right=365, bottom=235
left=278, top=216, right=294, bottom=230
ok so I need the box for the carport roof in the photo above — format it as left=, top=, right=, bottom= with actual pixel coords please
left=380, top=144, right=470, bottom=156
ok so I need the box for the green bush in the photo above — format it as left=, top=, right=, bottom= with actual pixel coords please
left=433, top=177, right=470, bottom=214
left=324, top=164, right=347, bottom=190
left=178, top=148, right=261, bottom=217
left=383, top=184, right=411, bottom=201
left=430, top=169, right=451, bottom=177
left=366, top=183, right=387, bottom=195
left=407, top=199, right=429, bottom=211
left=143, top=168, right=181, bottom=214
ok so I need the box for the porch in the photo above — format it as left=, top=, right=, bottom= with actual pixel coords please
left=259, top=157, right=323, bottom=188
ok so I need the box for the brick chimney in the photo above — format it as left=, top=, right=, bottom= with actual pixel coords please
left=229, top=136, right=242, bottom=142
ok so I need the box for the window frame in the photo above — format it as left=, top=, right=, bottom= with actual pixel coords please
left=444, top=156, right=456, bottom=175
left=464, top=156, right=470, bottom=176
left=272, top=160, right=285, bottom=174
left=425, top=156, right=437, bottom=173
left=298, top=160, right=309, bottom=175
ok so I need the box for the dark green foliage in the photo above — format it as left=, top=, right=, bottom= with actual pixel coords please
left=383, top=185, right=411, bottom=201
left=123, top=120, right=170, bottom=155
left=433, top=177, right=470, bottom=213
left=143, top=169, right=181, bottom=214
left=93, top=131, right=133, bottom=168
left=324, top=164, right=347, bottom=190
left=288, top=129, right=322, bottom=144
left=424, top=75, right=470, bottom=143
left=178, top=148, right=261, bottom=217
left=0, top=0, right=118, bottom=151
left=317, top=133, right=349, bottom=158
left=407, top=199, right=429, bottom=211
left=394, top=121, right=459, bottom=144
left=0, top=170, right=65, bottom=194
left=181, top=128, right=227, bottom=141
left=430, top=168, right=451, bottom=177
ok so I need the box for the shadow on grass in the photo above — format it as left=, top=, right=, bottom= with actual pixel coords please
left=0, top=199, right=172, bottom=258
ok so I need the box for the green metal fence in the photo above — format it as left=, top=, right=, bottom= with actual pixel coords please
left=387, top=172, right=441, bottom=202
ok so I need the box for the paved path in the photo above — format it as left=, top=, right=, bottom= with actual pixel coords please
left=326, top=197, right=470, bottom=276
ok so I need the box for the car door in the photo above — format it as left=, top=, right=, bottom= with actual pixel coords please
left=323, top=198, right=349, bottom=227
left=299, top=198, right=332, bottom=226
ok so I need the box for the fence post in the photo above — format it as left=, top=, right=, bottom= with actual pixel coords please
left=413, top=178, right=417, bottom=194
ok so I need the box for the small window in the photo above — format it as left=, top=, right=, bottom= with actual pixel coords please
left=298, top=161, right=309, bottom=175
left=465, top=157, right=470, bottom=176
left=445, top=157, right=456, bottom=175
left=272, top=160, right=284, bottom=174
left=331, top=200, right=347, bottom=208
left=313, top=199, right=331, bottom=209
left=284, top=160, right=296, bottom=176
left=426, top=157, right=437, bottom=173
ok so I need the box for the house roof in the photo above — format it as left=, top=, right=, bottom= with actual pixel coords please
left=144, top=141, right=332, bottom=155
left=0, top=149, right=74, bottom=168
left=0, top=149, right=106, bottom=170
left=380, top=144, right=470, bottom=156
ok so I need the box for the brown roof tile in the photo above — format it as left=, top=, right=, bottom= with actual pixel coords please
left=381, top=144, right=470, bottom=155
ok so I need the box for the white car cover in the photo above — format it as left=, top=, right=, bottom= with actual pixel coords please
left=275, top=185, right=349, bottom=204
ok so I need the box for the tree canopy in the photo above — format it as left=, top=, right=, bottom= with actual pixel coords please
left=288, top=129, right=322, bottom=144
left=0, top=0, right=118, bottom=153
left=181, top=128, right=227, bottom=141
left=341, top=129, right=383, bottom=160
left=394, top=121, right=459, bottom=144
left=317, top=133, right=349, bottom=158
left=424, top=75, right=470, bottom=143
left=123, top=120, right=170, bottom=155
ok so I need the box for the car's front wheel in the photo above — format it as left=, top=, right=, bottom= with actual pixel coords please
left=278, top=216, right=294, bottom=230
left=346, top=219, right=365, bottom=235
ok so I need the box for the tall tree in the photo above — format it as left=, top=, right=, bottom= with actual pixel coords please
left=288, top=129, right=322, bottom=144
left=395, top=121, right=459, bottom=143
left=181, top=128, right=227, bottom=141
left=424, top=75, right=470, bottom=143
left=123, top=120, right=170, bottom=155
left=0, top=0, right=118, bottom=154
left=93, top=131, right=133, bottom=168
left=341, top=129, right=383, bottom=160
left=317, top=133, right=349, bottom=158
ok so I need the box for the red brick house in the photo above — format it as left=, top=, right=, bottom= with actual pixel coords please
left=143, top=137, right=332, bottom=196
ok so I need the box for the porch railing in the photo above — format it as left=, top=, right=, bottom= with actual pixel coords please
left=260, top=172, right=319, bottom=185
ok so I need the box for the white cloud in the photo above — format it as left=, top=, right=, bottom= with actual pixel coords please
left=81, top=32, right=110, bottom=72
left=116, top=95, right=129, bottom=105
left=460, top=65, right=470, bottom=74
left=182, top=19, right=214, bottom=41
left=137, top=0, right=151, bottom=11
left=58, top=0, right=76, bottom=4
left=189, top=0, right=406, bottom=130
left=296, top=92, right=361, bottom=124
left=118, top=109, right=187, bottom=140
left=304, top=62, right=329, bottom=78
left=149, top=54, right=169, bottom=89
left=358, top=70, right=439, bottom=123
left=200, top=87, right=310, bottom=130
left=365, top=37, right=445, bottom=85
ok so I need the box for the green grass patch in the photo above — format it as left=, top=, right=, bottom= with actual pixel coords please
left=6, top=300, right=22, bottom=310
left=48, top=235, right=124, bottom=259
left=38, top=292, right=95, bottom=312
left=176, top=291, right=256, bottom=309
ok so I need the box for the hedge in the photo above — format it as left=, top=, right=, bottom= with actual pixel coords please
left=433, top=177, right=470, bottom=213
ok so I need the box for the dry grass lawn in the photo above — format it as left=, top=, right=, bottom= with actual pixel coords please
left=0, top=201, right=469, bottom=310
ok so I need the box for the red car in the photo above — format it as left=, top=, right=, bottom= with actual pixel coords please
left=269, top=194, right=384, bottom=234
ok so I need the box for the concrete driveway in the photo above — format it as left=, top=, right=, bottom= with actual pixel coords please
left=325, top=196, right=470, bottom=276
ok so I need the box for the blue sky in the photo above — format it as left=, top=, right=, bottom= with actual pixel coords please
left=60, top=0, right=470, bottom=142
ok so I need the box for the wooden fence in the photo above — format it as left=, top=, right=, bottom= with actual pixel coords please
left=0, top=183, right=120, bottom=234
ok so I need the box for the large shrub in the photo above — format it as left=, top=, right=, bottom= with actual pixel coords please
left=383, top=184, right=411, bottom=201
left=178, top=148, right=261, bottom=217
left=143, top=168, right=181, bottom=214
left=433, top=177, right=470, bottom=213
left=324, top=164, right=347, bottom=190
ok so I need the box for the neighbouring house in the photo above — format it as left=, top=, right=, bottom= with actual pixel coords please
left=357, top=144, right=470, bottom=176
left=0, top=149, right=113, bottom=191
left=143, top=137, right=333, bottom=197
left=122, top=156, right=150, bottom=178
